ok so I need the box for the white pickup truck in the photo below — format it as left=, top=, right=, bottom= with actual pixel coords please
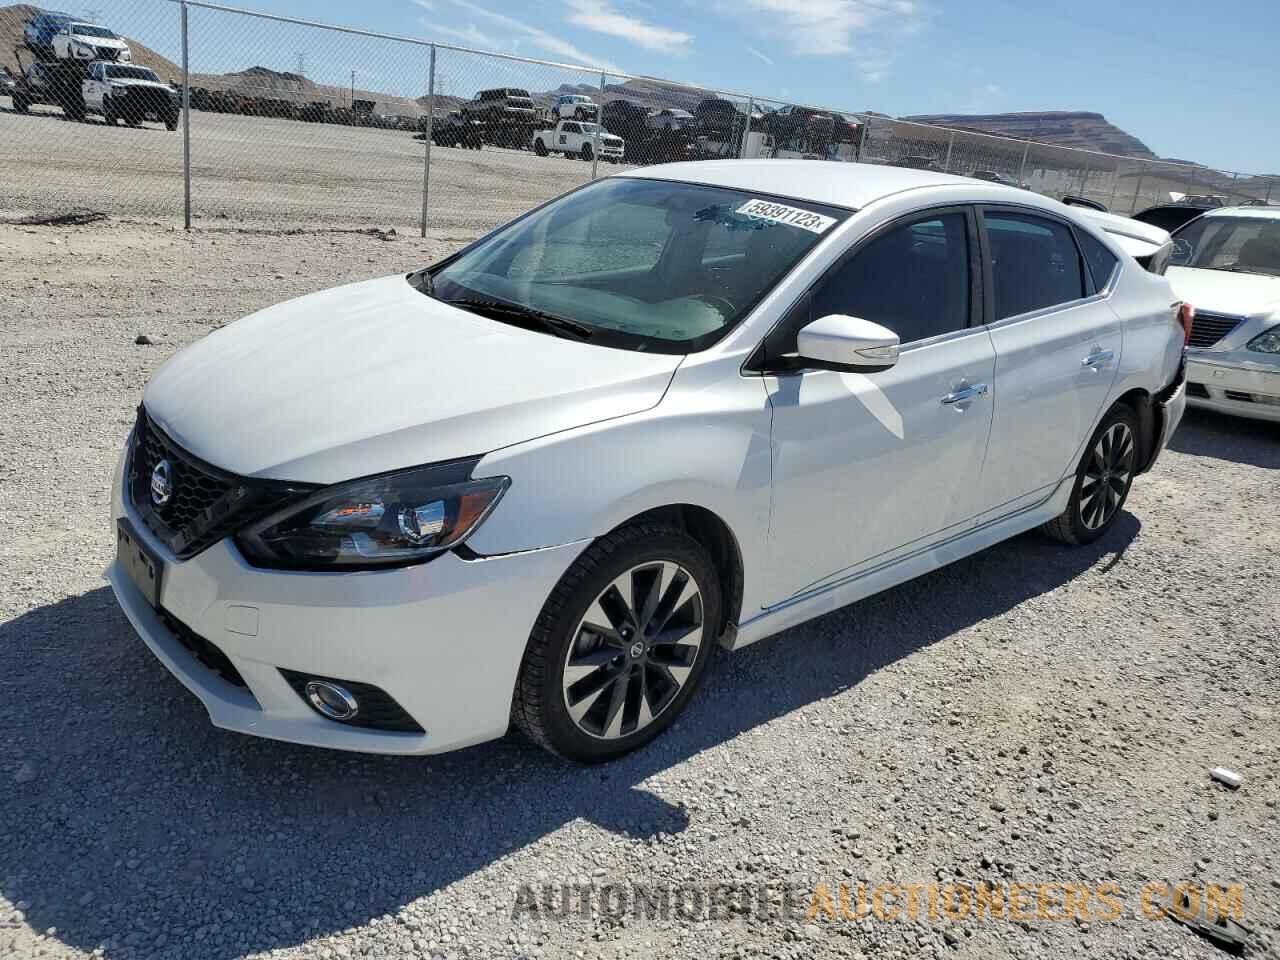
left=531, top=120, right=624, bottom=162
left=82, top=62, right=179, bottom=130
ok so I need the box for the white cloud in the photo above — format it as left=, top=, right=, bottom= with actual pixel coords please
left=564, top=0, right=693, bottom=53
left=422, top=19, right=499, bottom=48
left=431, top=0, right=624, bottom=72
left=412, top=0, right=434, bottom=8
left=738, top=0, right=925, bottom=56
left=746, top=45, right=774, bottom=66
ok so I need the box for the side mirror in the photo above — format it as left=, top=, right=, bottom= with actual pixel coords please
left=795, top=314, right=900, bottom=373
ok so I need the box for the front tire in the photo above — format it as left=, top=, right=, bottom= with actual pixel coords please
left=580, top=143, right=593, bottom=161
left=1042, top=403, right=1139, bottom=545
left=512, top=523, right=721, bottom=762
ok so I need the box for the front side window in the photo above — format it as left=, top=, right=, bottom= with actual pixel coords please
left=1170, top=216, right=1280, bottom=277
left=428, top=178, right=847, bottom=353
left=105, top=65, right=159, bottom=82
left=985, top=212, right=1086, bottom=321
left=811, top=213, right=971, bottom=344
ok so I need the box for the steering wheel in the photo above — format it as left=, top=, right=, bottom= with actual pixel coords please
left=698, top=294, right=737, bottom=319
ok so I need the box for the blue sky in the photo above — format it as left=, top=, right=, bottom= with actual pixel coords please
left=119, top=0, right=1278, bottom=172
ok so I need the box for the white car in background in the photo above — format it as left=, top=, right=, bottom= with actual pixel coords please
left=51, top=21, right=132, bottom=62
left=1164, top=206, right=1280, bottom=422
left=108, top=163, right=1188, bottom=763
left=553, top=94, right=599, bottom=121
left=532, top=120, right=623, bottom=162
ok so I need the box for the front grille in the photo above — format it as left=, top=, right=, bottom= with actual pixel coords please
left=158, top=607, right=248, bottom=688
left=279, top=670, right=425, bottom=733
left=127, top=407, right=315, bottom=560
left=95, top=45, right=122, bottom=61
left=1187, top=311, right=1244, bottom=349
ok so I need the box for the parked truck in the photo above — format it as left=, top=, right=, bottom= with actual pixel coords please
left=8, top=47, right=88, bottom=121
left=531, top=119, right=624, bottom=162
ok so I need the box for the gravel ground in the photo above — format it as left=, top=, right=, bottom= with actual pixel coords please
left=0, top=104, right=617, bottom=234
left=1, top=217, right=1279, bottom=960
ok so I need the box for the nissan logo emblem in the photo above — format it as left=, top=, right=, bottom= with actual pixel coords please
left=150, top=459, right=173, bottom=508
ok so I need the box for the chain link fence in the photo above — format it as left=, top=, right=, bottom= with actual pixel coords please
left=1, top=0, right=1275, bottom=234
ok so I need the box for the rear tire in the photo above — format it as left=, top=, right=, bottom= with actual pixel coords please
left=512, top=523, right=721, bottom=762
left=1042, top=403, right=1140, bottom=545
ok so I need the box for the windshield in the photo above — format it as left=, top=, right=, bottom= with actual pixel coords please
left=427, top=177, right=848, bottom=353
left=106, top=65, right=159, bottom=82
left=1171, top=216, right=1280, bottom=276
left=70, top=23, right=117, bottom=38
left=579, top=122, right=603, bottom=133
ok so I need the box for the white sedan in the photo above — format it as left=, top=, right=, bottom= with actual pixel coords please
left=108, top=162, right=1188, bottom=762
left=1164, top=206, right=1280, bottom=422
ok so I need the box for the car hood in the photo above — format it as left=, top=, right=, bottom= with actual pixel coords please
left=143, top=275, right=682, bottom=484
left=108, top=79, right=171, bottom=92
left=1166, top=266, right=1280, bottom=317
left=75, top=34, right=128, bottom=48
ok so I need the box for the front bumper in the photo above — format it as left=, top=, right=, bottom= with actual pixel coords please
left=108, top=444, right=586, bottom=755
left=1186, top=353, right=1280, bottom=423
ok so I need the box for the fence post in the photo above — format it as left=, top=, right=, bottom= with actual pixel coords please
left=1229, top=171, right=1239, bottom=203
left=740, top=97, right=754, bottom=159
left=1268, top=180, right=1275, bottom=203
left=180, top=1, right=191, bottom=230
left=1017, top=139, right=1030, bottom=185
left=419, top=45, right=436, bottom=238
left=590, top=71, right=605, bottom=181
left=1130, top=162, right=1147, bottom=216
left=942, top=130, right=955, bottom=173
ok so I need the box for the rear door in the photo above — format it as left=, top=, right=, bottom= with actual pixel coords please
left=763, top=208, right=997, bottom=602
left=975, top=208, right=1123, bottom=517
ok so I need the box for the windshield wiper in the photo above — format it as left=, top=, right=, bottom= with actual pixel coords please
left=1227, top=266, right=1279, bottom=276
left=441, top=297, right=594, bottom=341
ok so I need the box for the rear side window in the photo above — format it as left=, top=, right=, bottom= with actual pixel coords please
left=812, top=213, right=971, bottom=344
left=985, top=212, right=1086, bottom=320
left=1077, top=230, right=1120, bottom=289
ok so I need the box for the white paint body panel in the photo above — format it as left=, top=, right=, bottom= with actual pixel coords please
left=1163, top=207, right=1280, bottom=423
left=112, top=162, right=1186, bottom=754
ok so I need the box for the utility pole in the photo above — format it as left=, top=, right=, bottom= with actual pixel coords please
left=350, top=69, right=355, bottom=108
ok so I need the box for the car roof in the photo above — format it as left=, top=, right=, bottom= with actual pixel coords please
left=1200, top=206, right=1280, bottom=221
left=628, top=159, right=1028, bottom=210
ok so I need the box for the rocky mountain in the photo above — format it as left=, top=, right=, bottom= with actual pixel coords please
left=902, top=111, right=1158, bottom=159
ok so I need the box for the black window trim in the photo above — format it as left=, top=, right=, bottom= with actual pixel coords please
left=975, top=203, right=1116, bottom=328
left=744, top=204, right=985, bottom=375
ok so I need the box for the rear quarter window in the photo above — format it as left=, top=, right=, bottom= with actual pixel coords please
left=1077, top=231, right=1120, bottom=289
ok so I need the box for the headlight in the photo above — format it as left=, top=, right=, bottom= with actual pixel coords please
left=236, top=459, right=508, bottom=570
left=119, top=48, right=131, bottom=61
left=74, top=42, right=93, bottom=56
left=1246, top=327, right=1280, bottom=354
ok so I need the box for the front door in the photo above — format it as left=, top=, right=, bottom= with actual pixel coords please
left=764, top=210, right=997, bottom=603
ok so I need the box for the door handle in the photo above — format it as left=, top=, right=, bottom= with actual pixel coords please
left=940, top=382, right=990, bottom=405
left=1082, top=349, right=1115, bottom=367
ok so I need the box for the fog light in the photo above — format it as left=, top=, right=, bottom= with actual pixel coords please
left=304, top=680, right=359, bottom=721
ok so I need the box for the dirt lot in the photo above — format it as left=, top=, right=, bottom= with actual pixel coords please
left=1, top=216, right=1279, bottom=960
left=0, top=104, right=616, bottom=233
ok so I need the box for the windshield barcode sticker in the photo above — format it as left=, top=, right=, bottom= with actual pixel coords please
left=736, top=199, right=837, bottom=234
